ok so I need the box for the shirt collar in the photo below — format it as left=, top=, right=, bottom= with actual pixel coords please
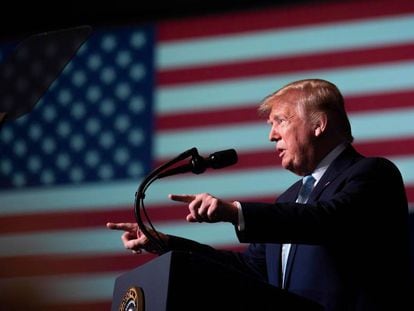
left=311, top=143, right=347, bottom=186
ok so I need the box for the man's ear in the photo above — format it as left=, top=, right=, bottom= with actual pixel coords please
left=314, top=112, right=327, bottom=137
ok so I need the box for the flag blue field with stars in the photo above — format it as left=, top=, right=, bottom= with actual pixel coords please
left=1, top=0, right=414, bottom=309
left=1, top=27, right=154, bottom=188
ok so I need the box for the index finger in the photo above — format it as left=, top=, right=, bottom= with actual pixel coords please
left=169, top=194, right=196, bottom=203
left=106, top=222, right=136, bottom=231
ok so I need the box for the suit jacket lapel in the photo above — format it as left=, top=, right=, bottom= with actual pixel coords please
left=267, top=244, right=283, bottom=287
left=283, top=145, right=363, bottom=288
left=277, top=180, right=302, bottom=203
left=274, top=183, right=301, bottom=287
left=308, top=145, right=363, bottom=202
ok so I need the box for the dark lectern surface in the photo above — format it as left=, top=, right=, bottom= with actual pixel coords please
left=112, top=251, right=323, bottom=311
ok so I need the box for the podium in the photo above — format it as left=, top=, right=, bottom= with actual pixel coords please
left=111, top=251, right=323, bottom=311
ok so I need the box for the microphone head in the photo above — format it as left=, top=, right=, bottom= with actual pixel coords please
left=209, top=149, right=238, bottom=169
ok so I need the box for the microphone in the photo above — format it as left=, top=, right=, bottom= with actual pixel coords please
left=157, top=148, right=238, bottom=178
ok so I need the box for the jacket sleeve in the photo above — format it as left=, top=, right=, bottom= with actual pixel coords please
left=237, top=157, right=408, bottom=245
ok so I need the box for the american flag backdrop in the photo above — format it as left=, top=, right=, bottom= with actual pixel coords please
left=1, top=0, right=414, bottom=309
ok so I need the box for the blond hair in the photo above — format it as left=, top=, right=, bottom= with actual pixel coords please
left=259, top=79, right=353, bottom=142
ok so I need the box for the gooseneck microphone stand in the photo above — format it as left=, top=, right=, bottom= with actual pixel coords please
left=134, top=147, right=238, bottom=254
left=134, top=147, right=199, bottom=254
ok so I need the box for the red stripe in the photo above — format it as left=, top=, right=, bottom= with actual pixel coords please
left=0, top=253, right=156, bottom=278
left=345, top=90, right=414, bottom=113
left=0, top=206, right=173, bottom=234
left=157, top=43, right=414, bottom=86
left=0, top=299, right=111, bottom=311
left=157, top=0, right=414, bottom=41
left=40, top=301, right=110, bottom=311
left=155, top=105, right=260, bottom=131
left=0, top=245, right=247, bottom=278
left=405, top=187, right=414, bottom=204
left=155, top=136, right=414, bottom=170
left=354, top=137, right=414, bottom=158
left=0, top=208, right=137, bottom=234
left=0, top=195, right=276, bottom=234
left=153, top=150, right=282, bottom=172
left=156, top=90, right=414, bottom=131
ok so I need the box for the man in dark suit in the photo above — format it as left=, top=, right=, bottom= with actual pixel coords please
left=108, top=79, right=410, bottom=310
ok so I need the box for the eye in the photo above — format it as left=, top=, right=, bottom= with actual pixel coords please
left=269, top=115, right=288, bottom=127
left=275, top=117, right=286, bottom=125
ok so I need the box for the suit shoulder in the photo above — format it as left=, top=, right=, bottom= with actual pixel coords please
left=353, top=156, right=403, bottom=179
left=358, top=156, right=399, bottom=169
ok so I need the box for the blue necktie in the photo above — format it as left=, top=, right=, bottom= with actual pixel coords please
left=297, top=175, right=316, bottom=203
left=281, top=174, right=316, bottom=288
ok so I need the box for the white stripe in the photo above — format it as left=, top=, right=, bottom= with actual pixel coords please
left=0, top=272, right=119, bottom=304
left=146, top=166, right=297, bottom=201
left=157, top=14, right=414, bottom=69
left=0, top=222, right=239, bottom=257
left=0, top=167, right=296, bottom=215
left=393, top=156, right=414, bottom=186
left=156, top=61, right=414, bottom=115
left=351, top=109, right=414, bottom=142
left=156, top=123, right=269, bottom=157
left=155, top=107, right=414, bottom=157
left=0, top=180, right=138, bottom=215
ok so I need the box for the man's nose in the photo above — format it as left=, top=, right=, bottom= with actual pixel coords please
left=269, top=127, right=280, bottom=142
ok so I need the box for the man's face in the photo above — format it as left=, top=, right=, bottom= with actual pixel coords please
left=267, top=99, right=316, bottom=176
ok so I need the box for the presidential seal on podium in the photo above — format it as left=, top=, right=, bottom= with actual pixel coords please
left=119, top=287, right=144, bottom=311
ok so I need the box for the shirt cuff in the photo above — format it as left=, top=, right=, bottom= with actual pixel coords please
left=233, top=201, right=245, bottom=231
